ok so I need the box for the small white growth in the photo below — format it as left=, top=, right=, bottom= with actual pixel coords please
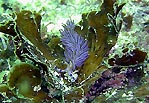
left=33, top=85, right=41, bottom=92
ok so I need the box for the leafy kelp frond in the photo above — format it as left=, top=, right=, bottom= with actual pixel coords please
left=60, top=20, right=88, bottom=71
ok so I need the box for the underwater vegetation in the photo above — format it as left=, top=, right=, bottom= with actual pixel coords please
left=0, top=0, right=149, bottom=103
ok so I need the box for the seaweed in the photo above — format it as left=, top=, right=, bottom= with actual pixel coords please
left=0, top=0, right=148, bottom=102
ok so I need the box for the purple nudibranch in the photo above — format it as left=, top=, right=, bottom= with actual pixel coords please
left=60, top=20, right=89, bottom=71
left=57, top=20, right=88, bottom=82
